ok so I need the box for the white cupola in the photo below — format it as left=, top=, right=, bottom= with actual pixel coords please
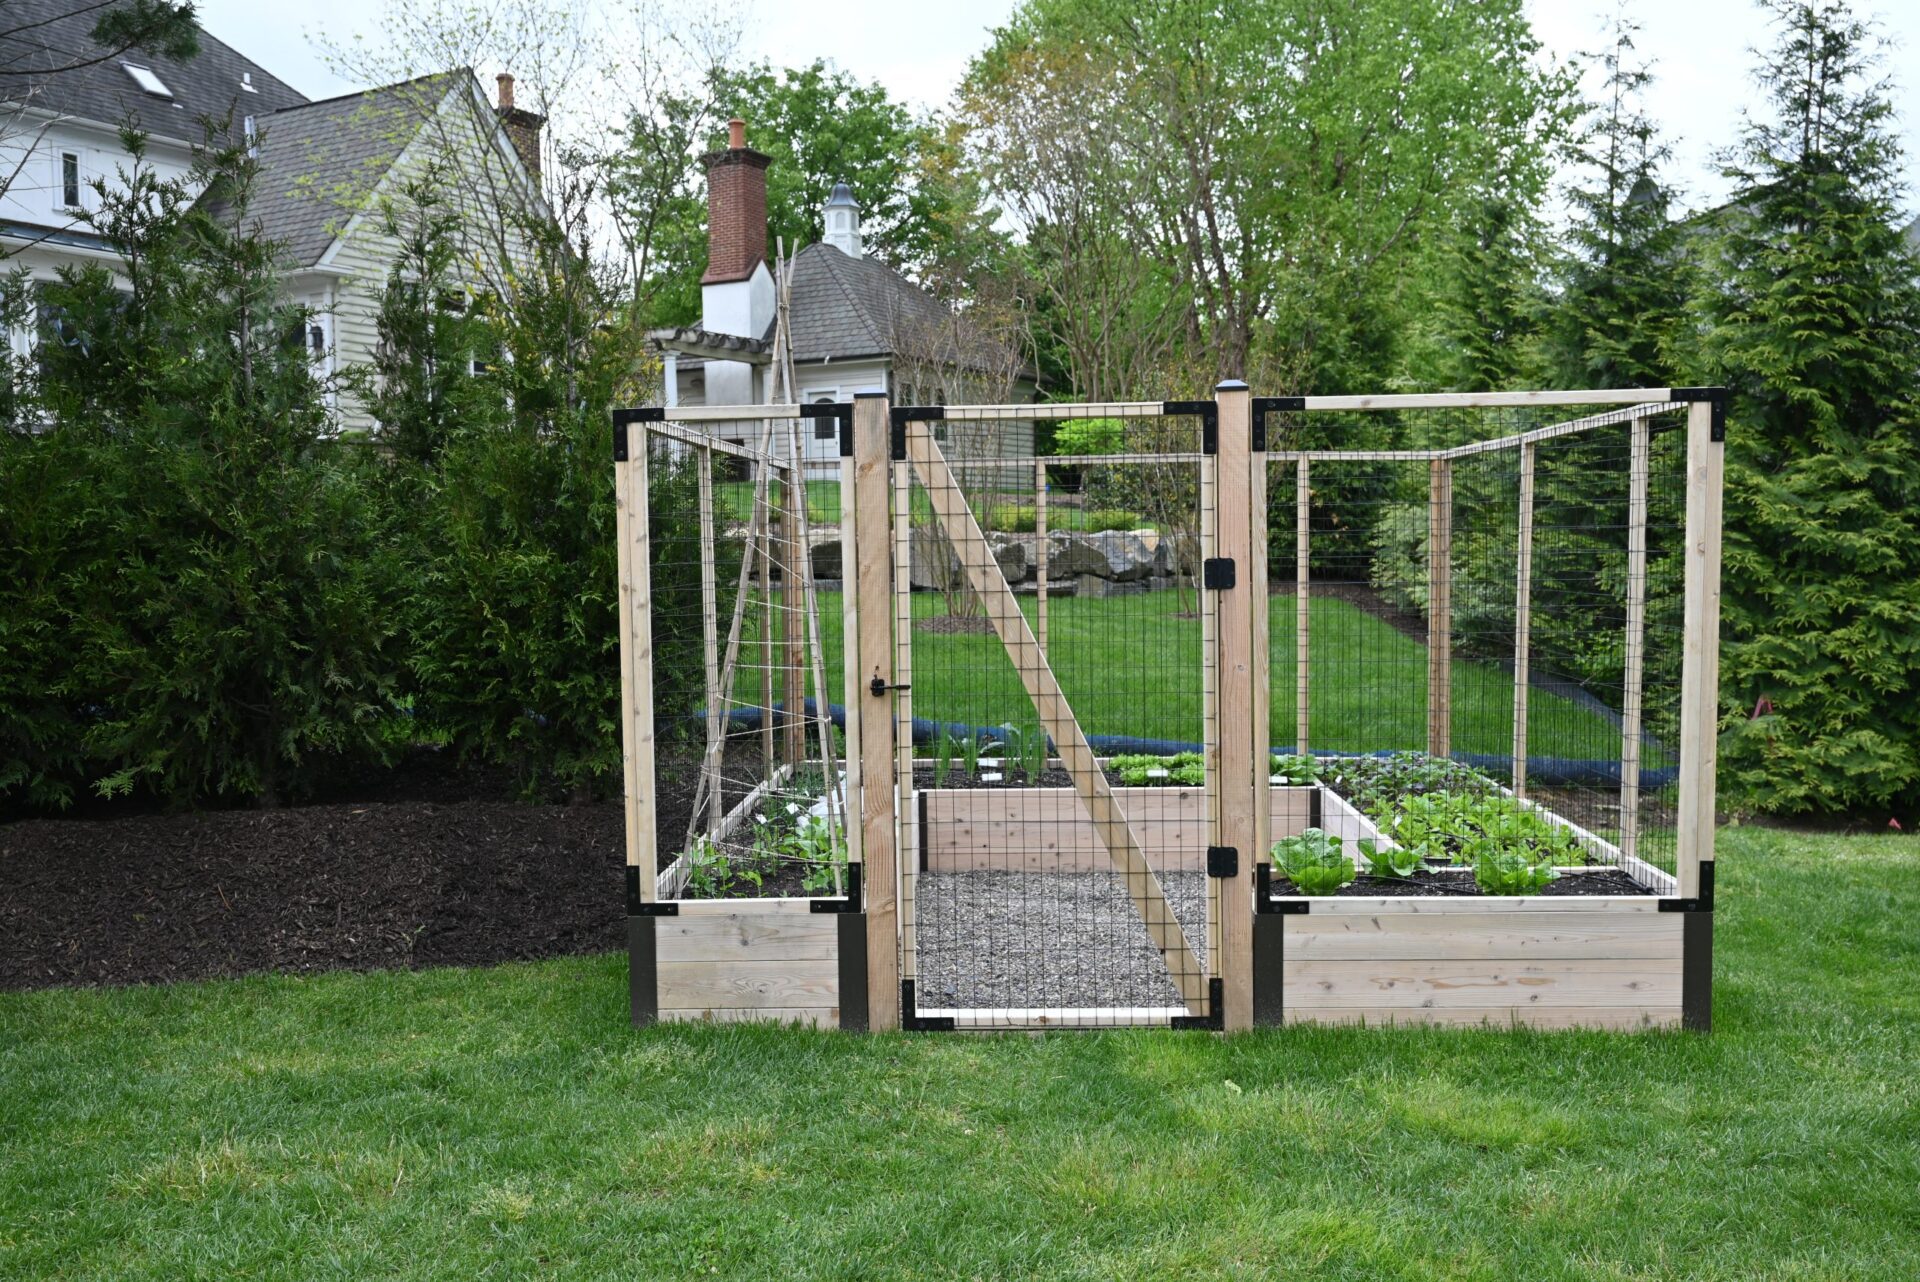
left=823, top=181, right=863, bottom=258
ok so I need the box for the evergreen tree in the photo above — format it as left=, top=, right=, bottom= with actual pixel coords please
left=1705, top=0, right=1920, bottom=815
left=344, top=168, right=506, bottom=463
left=1543, top=14, right=1689, bottom=388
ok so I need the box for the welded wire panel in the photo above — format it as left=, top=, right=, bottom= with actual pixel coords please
left=901, top=411, right=1213, bottom=1027
left=640, top=423, right=852, bottom=904
left=1262, top=399, right=1684, bottom=895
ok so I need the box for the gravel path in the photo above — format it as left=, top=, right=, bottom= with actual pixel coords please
left=912, top=870, right=1209, bottom=1010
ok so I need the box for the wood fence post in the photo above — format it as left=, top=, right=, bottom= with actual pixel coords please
left=851, top=392, right=901, bottom=1029
left=1619, top=418, right=1651, bottom=859
left=613, top=414, right=656, bottom=907
left=1427, top=459, right=1454, bottom=760
left=1034, top=456, right=1049, bottom=657
left=1294, top=455, right=1310, bottom=755
left=1213, top=381, right=1257, bottom=1032
left=1676, top=399, right=1724, bottom=900
left=1512, top=443, right=1536, bottom=798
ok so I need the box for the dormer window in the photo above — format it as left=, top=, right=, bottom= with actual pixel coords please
left=121, top=63, right=173, bottom=98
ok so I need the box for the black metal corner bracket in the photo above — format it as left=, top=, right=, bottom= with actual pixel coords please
left=611, top=406, right=665, bottom=460
left=1206, top=846, right=1239, bottom=879
left=1658, top=861, right=1715, bottom=913
left=625, top=866, right=679, bottom=916
left=901, top=980, right=956, bottom=1031
left=1250, top=396, right=1306, bottom=453
left=1171, top=977, right=1226, bottom=1030
left=889, top=405, right=945, bottom=461
left=1256, top=864, right=1319, bottom=914
left=1203, top=557, right=1236, bottom=590
left=799, top=402, right=854, bottom=456
left=809, top=861, right=863, bottom=913
left=1163, top=399, right=1221, bottom=453
left=1669, top=386, right=1728, bottom=442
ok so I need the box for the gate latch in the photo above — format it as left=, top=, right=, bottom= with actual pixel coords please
left=1206, top=845, right=1239, bottom=878
left=870, top=676, right=911, bottom=697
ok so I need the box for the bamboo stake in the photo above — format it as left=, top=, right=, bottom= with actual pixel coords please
left=697, top=446, right=722, bottom=836
left=783, top=418, right=843, bottom=886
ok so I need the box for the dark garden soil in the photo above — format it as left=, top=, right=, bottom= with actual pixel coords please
left=0, top=742, right=755, bottom=992
left=1266, top=867, right=1649, bottom=899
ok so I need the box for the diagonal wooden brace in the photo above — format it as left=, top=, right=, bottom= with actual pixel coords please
left=904, top=422, right=1209, bottom=1013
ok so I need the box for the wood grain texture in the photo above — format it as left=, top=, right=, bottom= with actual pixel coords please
left=1284, top=957, right=1680, bottom=1008
left=1283, top=1006, right=1679, bottom=1030
left=1677, top=400, right=1724, bottom=899
left=906, top=422, right=1209, bottom=1011
left=659, top=959, right=840, bottom=1010
left=921, top=786, right=1318, bottom=872
left=1214, top=384, right=1257, bottom=1030
left=1283, top=909, right=1683, bottom=960
left=614, top=425, right=656, bottom=899
left=853, top=397, right=901, bottom=1028
left=657, top=911, right=841, bottom=962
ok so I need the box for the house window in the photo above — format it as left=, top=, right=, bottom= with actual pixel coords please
left=59, top=153, right=80, bottom=210
left=121, top=64, right=173, bottom=98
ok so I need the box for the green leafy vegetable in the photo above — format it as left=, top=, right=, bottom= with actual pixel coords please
left=1271, top=828, right=1357, bottom=896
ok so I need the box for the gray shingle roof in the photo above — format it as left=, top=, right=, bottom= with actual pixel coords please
left=218, top=73, right=466, bottom=268
left=0, top=0, right=307, bottom=139
left=788, top=242, right=1022, bottom=376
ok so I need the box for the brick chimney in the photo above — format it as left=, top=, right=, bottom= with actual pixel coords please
left=702, top=117, right=770, bottom=285
left=495, top=73, right=545, bottom=180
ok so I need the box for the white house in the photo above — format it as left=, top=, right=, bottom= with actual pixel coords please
left=650, top=117, right=1037, bottom=468
left=0, top=1, right=547, bottom=431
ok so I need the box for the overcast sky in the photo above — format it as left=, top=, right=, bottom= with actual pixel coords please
left=196, top=0, right=1920, bottom=218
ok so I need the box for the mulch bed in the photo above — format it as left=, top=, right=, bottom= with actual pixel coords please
left=0, top=744, right=737, bottom=992
left=914, top=614, right=997, bottom=635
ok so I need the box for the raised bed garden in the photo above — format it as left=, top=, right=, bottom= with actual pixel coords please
left=614, top=387, right=1722, bottom=1034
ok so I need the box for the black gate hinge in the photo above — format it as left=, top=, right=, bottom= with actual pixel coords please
left=1203, top=557, right=1236, bottom=590
left=1206, top=846, right=1239, bottom=879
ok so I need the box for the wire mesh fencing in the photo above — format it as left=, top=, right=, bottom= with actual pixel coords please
left=897, top=408, right=1216, bottom=1025
left=639, top=420, right=852, bottom=904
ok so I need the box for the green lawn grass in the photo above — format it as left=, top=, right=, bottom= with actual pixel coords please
left=3, top=827, right=1915, bottom=1278
left=787, top=588, right=1636, bottom=762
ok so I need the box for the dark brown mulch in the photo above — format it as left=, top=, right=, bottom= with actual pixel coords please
left=914, top=614, right=996, bottom=635
left=1268, top=867, right=1648, bottom=899
left=0, top=739, right=755, bottom=992
left=0, top=800, right=628, bottom=991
